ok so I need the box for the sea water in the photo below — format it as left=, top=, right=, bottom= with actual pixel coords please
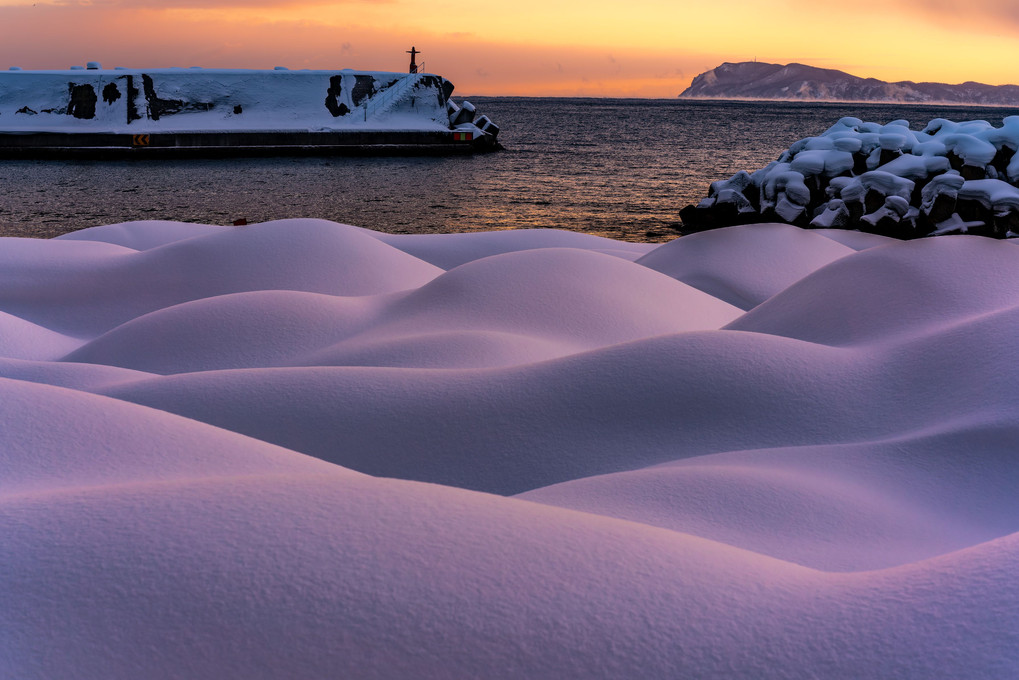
left=1, top=98, right=1015, bottom=242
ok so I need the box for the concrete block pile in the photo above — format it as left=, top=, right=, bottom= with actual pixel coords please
left=682, top=116, right=1019, bottom=238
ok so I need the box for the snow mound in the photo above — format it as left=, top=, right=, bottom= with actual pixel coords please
left=368, top=227, right=655, bottom=269
left=0, top=310, right=83, bottom=360
left=727, top=235, right=1019, bottom=345
left=635, top=222, right=855, bottom=309
left=0, top=377, right=345, bottom=497
left=358, top=247, right=742, bottom=352
left=2, top=219, right=1017, bottom=678
left=55, top=220, right=231, bottom=250
left=0, top=357, right=153, bottom=391
left=6, top=474, right=1016, bottom=680
left=63, top=290, right=387, bottom=374
left=65, top=248, right=740, bottom=373
left=519, top=421, right=1019, bottom=571
left=809, top=227, right=898, bottom=250
left=1, top=219, right=443, bottom=336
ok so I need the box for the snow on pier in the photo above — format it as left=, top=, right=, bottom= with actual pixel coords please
left=0, top=66, right=499, bottom=155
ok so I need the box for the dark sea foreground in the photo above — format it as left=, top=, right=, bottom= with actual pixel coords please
left=1, top=98, right=1016, bottom=242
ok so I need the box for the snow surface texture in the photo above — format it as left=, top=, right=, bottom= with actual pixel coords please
left=684, top=116, right=1019, bottom=240
left=2, top=219, right=1017, bottom=679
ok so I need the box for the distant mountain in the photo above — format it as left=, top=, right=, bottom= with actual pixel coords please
left=680, top=61, right=1019, bottom=105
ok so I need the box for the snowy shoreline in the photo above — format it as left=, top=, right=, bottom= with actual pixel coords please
left=2, top=219, right=1017, bottom=678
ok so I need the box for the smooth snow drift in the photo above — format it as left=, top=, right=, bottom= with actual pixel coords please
left=1, top=219, right=1016, bottom=678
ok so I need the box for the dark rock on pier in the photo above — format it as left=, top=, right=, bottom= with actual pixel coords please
left=67, top=84, right=97, bottom=119
left=141, top=74, right=184, bottom=120
left=101, top=83, right=121, bottom=105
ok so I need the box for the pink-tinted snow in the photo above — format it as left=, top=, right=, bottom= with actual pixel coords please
left=1, top=219, right=1016, bottom=679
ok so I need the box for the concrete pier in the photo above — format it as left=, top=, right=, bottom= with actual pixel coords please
left=0, top=128, right=495, bottom=159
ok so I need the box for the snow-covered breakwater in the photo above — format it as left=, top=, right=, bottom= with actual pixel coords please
left=0, top=67, right=499, bottom=156
left=682, top=116, right=1019, bottom=238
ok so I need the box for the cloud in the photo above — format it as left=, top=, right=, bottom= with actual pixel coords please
left=0, top=4, right=404, bottom=70
left=0, top=0, right=742, bottom=96
left=2, top=0, right=393, bottom=7
left=787, top=0, right=1019, bottom=32
left=913, top=0, right=1019, bottom=25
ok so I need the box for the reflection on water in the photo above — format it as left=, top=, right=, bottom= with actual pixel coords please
left=2, top=98, right=1016, bottom=242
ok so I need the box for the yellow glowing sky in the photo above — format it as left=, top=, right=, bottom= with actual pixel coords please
left=1, top=0, right=1017, bottom=96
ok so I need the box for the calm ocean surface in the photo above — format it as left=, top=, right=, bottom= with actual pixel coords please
left=2, top=98, right=1016, bottom=242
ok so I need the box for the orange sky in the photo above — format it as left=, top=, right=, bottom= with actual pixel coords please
left=1, top=0, right=1017, bottom=97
